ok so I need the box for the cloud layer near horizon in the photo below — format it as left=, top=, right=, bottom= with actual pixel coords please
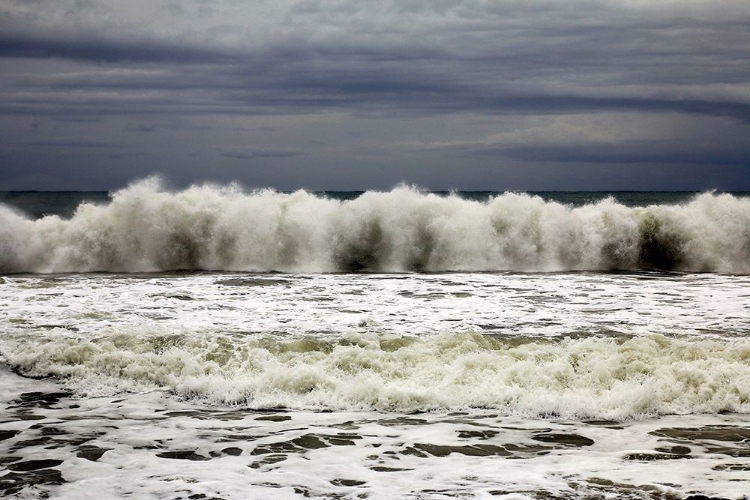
left=2, top=0, right=750, bottom=190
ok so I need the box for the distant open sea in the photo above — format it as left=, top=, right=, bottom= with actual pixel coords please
left=1, top=182, right=749, bottom=499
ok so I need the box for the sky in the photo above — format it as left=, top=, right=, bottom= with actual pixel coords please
left=1, top=0, right=750, bottom=191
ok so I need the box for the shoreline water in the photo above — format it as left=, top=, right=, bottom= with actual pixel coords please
left=2, top=367, right=749, bottom=499
left=1, top=188, right=749, bottom=498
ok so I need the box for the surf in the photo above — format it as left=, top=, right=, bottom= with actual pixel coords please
left=1, top=178, right=749, bottom=273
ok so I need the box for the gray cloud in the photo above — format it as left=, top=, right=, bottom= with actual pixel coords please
left=502, top=141, right=750, bottom=166
left=18, top=139, right=122, bottom=149
left=1, top=0, right=749, bottom=190
left=221, top=149, right=303, bottom=160
left=0, top=34, right=228, bottom=63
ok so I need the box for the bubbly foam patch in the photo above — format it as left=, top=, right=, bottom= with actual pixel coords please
left=2, top=365, right=748, bottom=500
left=4, top=331, right=749, bottom=419
left=2, top=178, right=750, bottom=273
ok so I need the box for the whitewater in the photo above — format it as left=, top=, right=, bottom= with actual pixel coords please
left=1, top=181, right=749, bottom=499
left=2, top=178, right=750, bottom=274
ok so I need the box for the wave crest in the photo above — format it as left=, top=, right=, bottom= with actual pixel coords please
left=2, top=178, right=749, bottom=273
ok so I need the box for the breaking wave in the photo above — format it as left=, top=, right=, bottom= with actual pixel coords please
left=1, top=178, right=750, bottom=273
left=4, top=331, right=750, bottom=419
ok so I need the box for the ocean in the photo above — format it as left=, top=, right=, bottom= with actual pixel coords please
left=1, top=179, right=749, bottom=499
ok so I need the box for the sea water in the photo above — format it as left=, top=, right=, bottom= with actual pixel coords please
left=0, top=180, right=749, bottom=499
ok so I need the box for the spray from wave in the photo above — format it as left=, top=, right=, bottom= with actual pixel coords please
left=1, top=178, right=749, bottom=273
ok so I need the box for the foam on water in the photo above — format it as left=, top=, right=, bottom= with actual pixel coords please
left=2, top=268, right=750, bottom=498
left=1, top=330, right=749, bottom=419
left=2, top=368, right=749, bottom=500
left=2, top=178, right=750, bottom=273
left=2, top=271, right=749, bottom=420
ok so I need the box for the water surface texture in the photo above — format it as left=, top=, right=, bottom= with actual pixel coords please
left=1, top=184, right=749, bottom=499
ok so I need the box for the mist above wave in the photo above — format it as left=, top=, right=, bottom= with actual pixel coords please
left=1, top=178, right=749, bottom=273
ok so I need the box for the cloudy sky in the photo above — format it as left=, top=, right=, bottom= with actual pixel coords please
left=2, top=0, right=750, bottom=191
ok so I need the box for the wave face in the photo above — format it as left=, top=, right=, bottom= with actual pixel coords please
left=2, top=178, right=750, bottom=273
left=4, top=331, right=750, bottom=419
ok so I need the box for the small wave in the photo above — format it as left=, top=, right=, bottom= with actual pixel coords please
left=1, top=178, right=750, bottom=273
left=3, top=331, right=750, bottom=419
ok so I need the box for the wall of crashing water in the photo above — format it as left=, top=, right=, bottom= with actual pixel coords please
left=1, top=178, right=749, bottom=273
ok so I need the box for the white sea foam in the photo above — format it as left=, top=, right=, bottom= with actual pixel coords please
left=4, top=330, right=749, bottom=419
left=2, top=272, right=749, bottom=419
left=2, top=368, right=748, bottom=500
left=2, top=270, right=749, bottom=498
left=2, top=178, right=750, bottom=273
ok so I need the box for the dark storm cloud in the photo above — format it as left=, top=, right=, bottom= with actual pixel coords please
left=503, top=141, right=750, bottom=166
left=1, top=0, right=749, bottom=189
left=19, top=139, right=121, bottom=149
left=2, top=1, right=749, bottom=119
left=124, top=123, right=156, bottom=133
left=4, top=59, right=749, bottom=124
left=221, top=149, right=303, bottom=160
left=0, top=33, right=228, bottom=63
